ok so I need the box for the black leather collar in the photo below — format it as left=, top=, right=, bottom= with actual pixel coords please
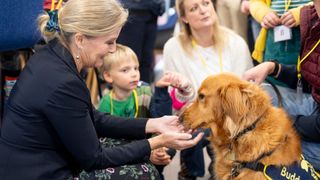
left=232, top=115, right=263, bottom=142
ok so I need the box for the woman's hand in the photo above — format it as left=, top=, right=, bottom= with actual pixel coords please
left=146, top=116, right=184, bottom=134
left=261, top=12, right=281, bottom=29
left=280, top=11, right=296, bottom=28
left=242, top=62, right=275, bottom=84
left=146, top=116, right=204, bottom=150
left=150, top=147, right=171, bottom=165
left=148, top=131, right=204, bottom=150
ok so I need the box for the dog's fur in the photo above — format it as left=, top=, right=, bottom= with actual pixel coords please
left=181, top=73, right=301, bottom=180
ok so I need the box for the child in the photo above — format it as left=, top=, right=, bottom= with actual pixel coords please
left=97, top=44, right=194, bottom=179
left=250, top=0, right=313, bottom=115
left=99, top=44, right=194, bottom=118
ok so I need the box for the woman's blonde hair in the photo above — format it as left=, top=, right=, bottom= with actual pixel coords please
left=38, top=0, right=128, bottom=48
left=101, top=44, right=139, bottom=73
left=175, top=0, right=225, bottom=56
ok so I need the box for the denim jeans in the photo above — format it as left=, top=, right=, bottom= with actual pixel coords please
left=262, top=83, right=320, bottom=171
left=262, top=83, right=317, bottom=116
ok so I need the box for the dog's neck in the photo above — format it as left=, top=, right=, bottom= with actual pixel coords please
left=225, top=108, right=268, bottom=141
left=224, top=114, right=263, bottom=162
left=232, top=115, right=262, bottom=142
left=226, top=109, right=289, bottom=179
left=224, top=110, right=267, bottom=161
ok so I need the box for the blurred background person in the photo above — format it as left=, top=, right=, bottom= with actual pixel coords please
left=250, top=0, right=313, bottom=116
left=117, top=0, right=166, bottom=83
left=215, top=0, right=248, bottom=42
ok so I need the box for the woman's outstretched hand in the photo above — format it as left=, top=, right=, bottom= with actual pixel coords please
left=146, top=115, right=184, bottom=134
left=146, top=116, right=204, bottom=150
left=148, top=131, right=204, bottom=151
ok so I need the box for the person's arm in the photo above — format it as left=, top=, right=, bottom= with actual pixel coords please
left=287, top=2, right=313, bottom=26
left=274, top=62, right=310, bottom=92
left=44, top=80, right=151, bottom=171
left=293, top=115, right=320, bottom=142
left=275, top=63, right=298, bottom=88
left=243, top=60, right=294, bottom=83
left=150, top=87, right=172, bottom=118
left=95, top=94, right=149, bottom=139
left=249, top=0, right=273, bottom=23
left=93, top=108, right=149, bottom=139
left=243, top=61, right=311, bottom=93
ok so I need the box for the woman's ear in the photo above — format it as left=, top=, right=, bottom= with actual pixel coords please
left=103, top=71, right=113, bottom=84
left=74, top=32, right=84, bottom=49
left=181, top=16, right=188, bottom=24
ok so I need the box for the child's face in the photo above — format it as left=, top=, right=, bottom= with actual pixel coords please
left=104, top=58, right=140, bottom=91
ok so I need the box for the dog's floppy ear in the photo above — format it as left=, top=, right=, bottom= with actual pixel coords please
left=218, top=82, right=254, bottom=121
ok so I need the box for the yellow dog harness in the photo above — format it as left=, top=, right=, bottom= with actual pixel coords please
left=231, top=156, right=320, bottom=180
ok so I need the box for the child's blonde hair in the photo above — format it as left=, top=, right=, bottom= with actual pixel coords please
left=101, top=44, right=139, bottom=73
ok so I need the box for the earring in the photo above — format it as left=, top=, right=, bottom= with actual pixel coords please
left=76, top=48, right=80, bottom=59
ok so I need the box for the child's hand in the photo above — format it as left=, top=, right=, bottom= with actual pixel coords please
left=156, top=72, right=192, bottom=92
left=280, top=11, right=296, bottom=28
left=170, top=73, right=190, bottom=91
left=261, top=11, right=281, bottom=29
left=155, top=71, right=184, bottom=88
left=150, top=147, right=171, bottom=165
left=155, top=72, right=173, bottom=88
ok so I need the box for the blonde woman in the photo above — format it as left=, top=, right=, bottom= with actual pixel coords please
left=163, top=0, right=253, bottom=178
left=0, top=0, right=203, bottom=179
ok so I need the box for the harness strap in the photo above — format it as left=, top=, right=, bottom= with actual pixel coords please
left=242, top=161, right=265, bottom=172
left=233, top=112, right=265, bottom=142
left=230, top=148, right=277, bottom=179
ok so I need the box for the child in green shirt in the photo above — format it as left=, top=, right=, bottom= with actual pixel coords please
left=96, top=44, right=194, bottom=179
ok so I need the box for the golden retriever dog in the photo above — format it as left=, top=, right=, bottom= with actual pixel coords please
left=181, top=73, right=302, bottom=180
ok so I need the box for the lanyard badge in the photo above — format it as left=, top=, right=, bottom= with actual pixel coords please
left=273, top=0, right=292, bottom=42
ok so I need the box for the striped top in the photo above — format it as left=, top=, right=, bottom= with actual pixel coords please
left=271, top=0, right=311, bottom=16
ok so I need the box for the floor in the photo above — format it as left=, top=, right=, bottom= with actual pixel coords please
left=163, top=150, right=211, bottom=180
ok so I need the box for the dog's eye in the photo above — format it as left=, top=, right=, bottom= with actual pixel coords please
left=198, top=93, right=205, bottom=100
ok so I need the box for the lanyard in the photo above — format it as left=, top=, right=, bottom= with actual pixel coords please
left=109, top=89, right=138, bottom=118
left=51, top=0, right=63, bottom=11
left=191, top=39, right=223, bottom=73
left=284, top=0, right=291, bottom=12
left=297, top=38, right=320, bottom=79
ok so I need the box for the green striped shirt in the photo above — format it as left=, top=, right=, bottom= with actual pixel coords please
left=98, top=83, right=152, bottom=118
left=271, top=0, right=311, bottom=16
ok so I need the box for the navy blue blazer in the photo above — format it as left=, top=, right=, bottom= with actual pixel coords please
left=0, top=39, right=151, bottom=179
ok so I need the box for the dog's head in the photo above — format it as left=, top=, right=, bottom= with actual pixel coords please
left=181, top=73, right=271, bottom=138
